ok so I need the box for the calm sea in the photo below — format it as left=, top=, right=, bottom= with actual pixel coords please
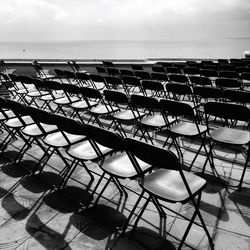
left=0, top=38, right=249, bottom=60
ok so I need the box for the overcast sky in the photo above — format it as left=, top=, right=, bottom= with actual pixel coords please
left=0, top=0, right=250, bottom=41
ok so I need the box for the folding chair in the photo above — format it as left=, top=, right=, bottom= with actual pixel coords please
left=0, top=97, right=16, bottom=147
left=26, top=78, right=50, bottom=108
left=204, top=102, right=250, bottom=191
left=122, top=76, right=143, bottom=96
left=183, top=67, right=200, bottom=77
left=65, top=123, right=114, bottom=189
left=39, top=80, right=65, bottom=113
left=224, top=89, right=250, bottom=106
left=104, top=76, right=124, bottom=91
left=215, top=78, right=242, bottom=90
left=69, top=86, right=98, bottom=123
left=168, top=74, right=189, bottom=85
left=41, top=114, right=86, bottom=187
left=11, top=75, right=36, bottom=105
left=165, top=83, right=196, bottom=108
left=150, top=72, right=169, bottom=86
left=189, top=76, right=212, bottom=87
left=134, top=71, right=151, bottom=80
left=52, top=83, right=80, bottom=116
left=54, top=69, right=67, bottom=84
left=81, top=87, right=119, bottom=127
left=85, top=124, right=153, bottom=208
left=106, top=68, right=120, bottom=77
left=75, top=72, right=91, bottom=87
left=103, top=90, right=144, bottom=137
left=102, top=60, right=115, bottom=68
left=130, top=94, right=169, bottom=144
left=120, top=69, right=135, bottom=77
left=141, top=80, right=166, bottom=98
left=96, top=66, right=107, bottom=76
left=2, top=99, right=34, bottom=164
left=0, top=73, right=12, bottom=98
left=64, top=70, right=78, bottom=85
left=32, top=60, right=55, bottom=80
left=200, top=69, right=219, bottom=83
left=22, top=106, right=58, bottom=173
left=166, top=67, right=182, bottom=74
left=151, top=66, right=166, bottom=74
left=89, top=74, right=106, bottom=90
left=124, top=138, right=213, bottom=249
left=160, top=99, right=208, bottom=170
left=131, top=64, right=143, bottom=72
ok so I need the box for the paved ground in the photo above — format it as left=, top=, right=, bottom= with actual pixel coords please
left=0, top=118, right=250, bottom=250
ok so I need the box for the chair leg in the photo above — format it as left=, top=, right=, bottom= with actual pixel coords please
left=93, top=175, right=112, bottom=207
left=130, top=196, right=151, bottom=238
left=191, top=194, right=214, bottom=249
left=120, top=190, right=145, bottom=235
left=111, top=176, right=128, bottom=198
left=238, top=146, right=250, bottom=191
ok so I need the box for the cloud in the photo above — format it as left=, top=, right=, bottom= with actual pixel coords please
left=0, top=0, right=68, bottom=25
left=0, top=0, right=249, bottom=40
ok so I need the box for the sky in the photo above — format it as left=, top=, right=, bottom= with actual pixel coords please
left=0, top=0, right=250, bottom=41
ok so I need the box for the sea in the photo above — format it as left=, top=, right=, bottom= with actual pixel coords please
left=0, top=38, right=249, bottom=60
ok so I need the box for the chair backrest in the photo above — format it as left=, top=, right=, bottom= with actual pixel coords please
left=125, top=137, right=179, bottom=170
left=64, top=70, right=76, bottom=79
left=219, top=64, right=236, bottom=71
left=200, top=69, right=219, bottom=78
left=60, top=83, right=80, bottom=95
left=86, top=124, right=125, bottom=151
left=204, top=101, right=250, bottom=122
left=106, top=68, right=120, bottom=76
left=76, top=72, right=91, bottom=81
left=122, top=76, right=141, bottom=87
left=218, top=59, right=229, bottom=64
left=6, top=99, right=30, bottom=126
left=103, top=90, right=129, bottom=105
left=160, top=62, right=173, bottom=68
left=19, top=75, right=34, bottom=86
left=54, top=69, right=65, bottom=78
left=168, top=74, right=189, bottom=84
left=215, top=78, right=242, bottom=89
left=0, top=96, right=10, bottom=110
left=151, top=72, right=169, bottom=82
left=28, top=106, right=54, bottom=125
left=104, top=76, right=123, bottom=89
left=90, top=74, right=105, bottom=83
left=96, top=66, right=107, bottom=75
left=241, top=72, right=250, bottom=81
left=165, top=83, right=193, bottom=98
left=193, top=86, right=223, bottom=100
left=131, top=94, right=160, bottom=110
left=224, top=89, right=250, bottom=105
left=166, top=67, right=182, bottom=74
left=152, top=66, right=166, bottom=73
left=189, top=76, right=212, bottom=86
left=131, top=64, right=143, bottom=71
left=80, top=86, right=102, bottom=100
left=141, top=80, right=164, bottom=92
left=219, top=70, right=240, bottom=79
left=102, top=60, right=115, bottom=68
left=120, top=69, right=135, bottom=77
left=134, top=71, right=151, bottom=80
left=160, top=99, right=194, bottom=118
left=8, top=73, right=20, bottom=84
left=43, top=80, right=62, bottom=91
left=236, top=67, right=250, bottom=74
left=52, top=113, right=86, bottom=136
left=183, top=67, right=200, bottom=76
